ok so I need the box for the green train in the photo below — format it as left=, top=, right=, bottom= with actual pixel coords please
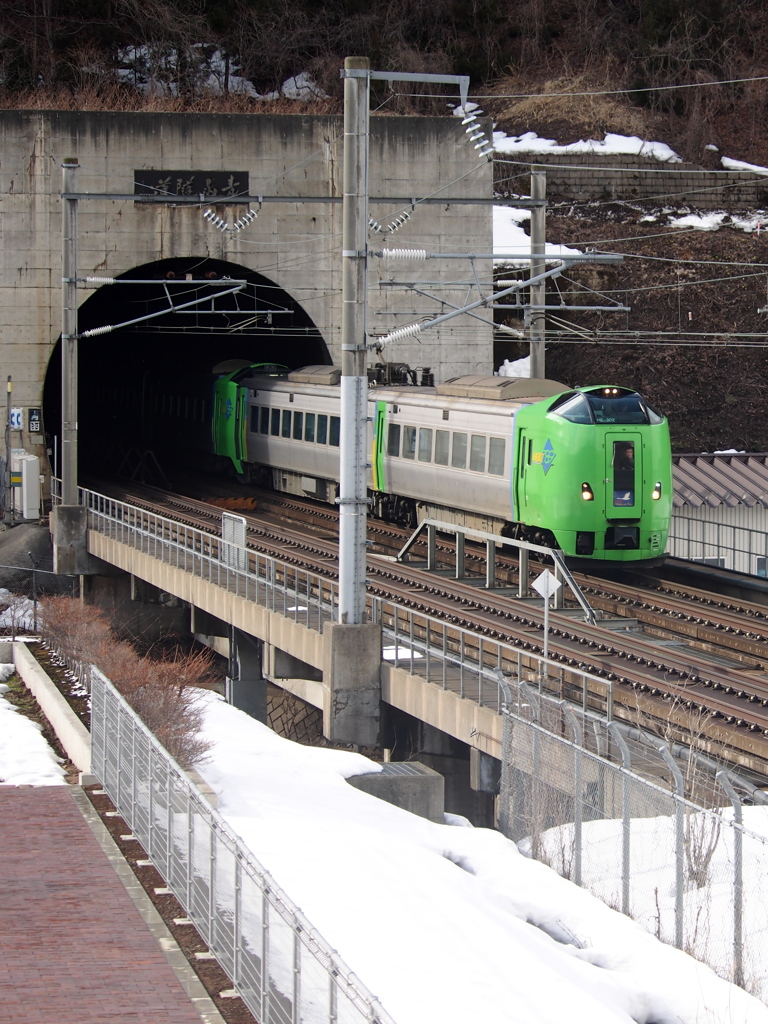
left=211, top=364, right=673, bottom=565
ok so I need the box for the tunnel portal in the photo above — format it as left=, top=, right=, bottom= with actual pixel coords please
left=43, top=256, right=330, bottom=483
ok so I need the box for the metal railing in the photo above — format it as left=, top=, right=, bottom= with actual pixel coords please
left=0, top=563, right=78, bottom=633
left=90, top=667, right=396, bottom=1024
left=496, top=669, right=768, bottom=1001
left=668, top=515, right=768, bottom=577
left=80, top=485, right=617, bottom=720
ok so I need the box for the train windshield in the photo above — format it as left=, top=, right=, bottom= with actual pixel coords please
left=550, top=387, right=663, bottom=425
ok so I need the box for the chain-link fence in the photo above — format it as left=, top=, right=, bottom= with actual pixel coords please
left=89, top=667, right=397, bottom=1024
left=0, top=563, right=78, bottom=634
left=497, top=671, right=768, bottom=1002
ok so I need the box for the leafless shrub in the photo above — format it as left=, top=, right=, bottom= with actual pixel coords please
left=39, top=596, right=213, bottom=768
left=39, top=594, right=112, bottom=670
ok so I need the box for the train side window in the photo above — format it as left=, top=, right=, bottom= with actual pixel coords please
left=452, top=432, right=467, bottom=469
left=270, top=409, right=280, bottom=436
left=418, top=428, right=433, bottom=462
left=387, top=423, right=401, bottom=456
left=488, top=437, right=506, bottom=475
left=282, top=410, right=292, bottom=438
left=470, top=434, right=486, bottom=472
left=260, top=407, right=270, bottom=434
left=330, top=415, right=340, bottom=446
left=293, top=411, right=303, bottom=439
left=305, top=412, right=315, bottom=442
left=435, top=429, right=450, bottom=465
left=250, top=407, right=259, bottom=433
left=402, top=426, right=417, bottom=460
left=317, top=415, right=328, bottom=444
left=527, top=438, right=533, bottom=466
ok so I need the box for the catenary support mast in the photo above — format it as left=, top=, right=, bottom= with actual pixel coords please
left=338, top=56, right=371, bottom=625
left=61, top=157, right=79, bottom=506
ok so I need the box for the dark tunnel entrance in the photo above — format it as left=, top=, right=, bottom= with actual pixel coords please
left=43, top=256, right=330, bottom=484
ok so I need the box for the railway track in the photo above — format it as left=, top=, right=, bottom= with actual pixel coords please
left=87, top=478, right=768, bottom=775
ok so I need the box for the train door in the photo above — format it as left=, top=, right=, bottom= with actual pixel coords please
left=606, top=434, right=641, bottom=514
left=235, top=388, right=249, bottom=470
left=513, top=428, right=531, bottom=519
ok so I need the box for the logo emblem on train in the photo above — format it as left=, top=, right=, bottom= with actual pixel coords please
left=532, top=440, right=556, bottom=474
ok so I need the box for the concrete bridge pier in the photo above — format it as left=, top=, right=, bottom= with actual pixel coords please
left=322, top=621, right=382, bottom=748
left=51, top=506, right=93, bottom=575
left=226, top=627, right=267, bottom=723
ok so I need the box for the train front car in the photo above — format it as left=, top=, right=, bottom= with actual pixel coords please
left=513, top=386, right=672, bottom=565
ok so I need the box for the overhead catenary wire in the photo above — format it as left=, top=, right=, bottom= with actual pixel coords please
left=396, top=72, right=768, bottom=103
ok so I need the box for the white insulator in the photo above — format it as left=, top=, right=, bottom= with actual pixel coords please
left=461, top=114, right=478, bottom=125
left=386, top=209, right=412, bottom=233
left=379, top=323, right=424, bottom=347
left=496, top=324, right=526, bottom=338
left=85, top=277, right=116, bottom=285
left=479, top=146, right=495, bottom=159
left=383, top=248, right=427, bottom=263
left=82, top=324, right=113, bottom=337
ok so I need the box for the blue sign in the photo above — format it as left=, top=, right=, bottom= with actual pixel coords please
left=532, top=439, right=556, bottom=475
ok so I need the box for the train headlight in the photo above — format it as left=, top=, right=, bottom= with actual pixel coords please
left=651, top=482, right=662, bottom=501
left=581, top=482, right=594, bottom=501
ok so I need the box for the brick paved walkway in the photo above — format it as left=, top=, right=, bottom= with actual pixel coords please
left=0, top=786, right=204, bottom=1024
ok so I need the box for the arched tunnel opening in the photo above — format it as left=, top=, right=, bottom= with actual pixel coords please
left=42, top=256, right=330, bottom=486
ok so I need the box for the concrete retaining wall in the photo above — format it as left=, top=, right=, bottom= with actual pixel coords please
left=500, top=152, right=768, bottom=210
left=12, top=641, right=91, bottom=773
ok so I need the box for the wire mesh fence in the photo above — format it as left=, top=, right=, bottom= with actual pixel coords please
left=0, top=563, right=78, bottom=634
left=89, top=667, right=397, bottom=1024
left=497, top=671, right=768, bottom=1002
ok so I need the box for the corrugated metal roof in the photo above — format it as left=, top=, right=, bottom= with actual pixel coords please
left=672, top=453, right=768, bottom=508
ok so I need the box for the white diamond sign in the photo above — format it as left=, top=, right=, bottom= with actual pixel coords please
left=532, top=569, right=561, bottom=601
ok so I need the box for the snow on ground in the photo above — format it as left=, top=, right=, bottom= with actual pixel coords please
left=497, top=355, right=531, bottom=377
left=722, top=156, right=768, bottom=176
left=493, top=205, right=582, bottom=265
left=193, top=694, right=768, bottom=1024
left=492, top=130, right=682, bottom=164
left=2, top=668, right=768, bottom=1022
left=0, top=667, right=66, bottom=786
left=526, top=808, right=768, bottom=1001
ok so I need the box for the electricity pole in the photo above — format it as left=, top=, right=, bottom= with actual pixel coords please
left=61, top=156, right=79, bottom=506
left=529, top=167, right=546, bottom=378
left=338, top=56, right=371, bottom=624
